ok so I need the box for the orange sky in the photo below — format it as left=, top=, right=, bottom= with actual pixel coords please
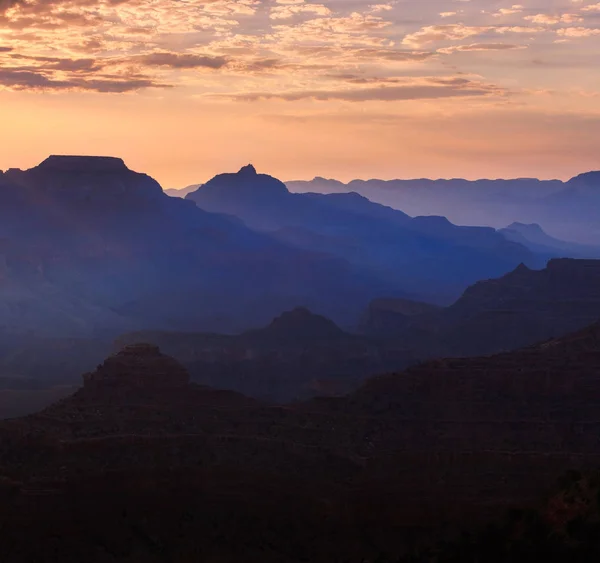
left=1, top=0, right=599, bottom=187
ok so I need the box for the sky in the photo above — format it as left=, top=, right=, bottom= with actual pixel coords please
left=0, top=0, right=599, bottom=187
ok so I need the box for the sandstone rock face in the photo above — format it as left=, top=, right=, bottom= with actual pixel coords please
left=83, top=343, right=190, bottom=390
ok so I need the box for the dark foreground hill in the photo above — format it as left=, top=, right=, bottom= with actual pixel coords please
left=2, top=324, right=600, bottom=561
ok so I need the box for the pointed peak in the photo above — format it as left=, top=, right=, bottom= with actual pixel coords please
left=238, top=164, right=257, bottom=176
left=512, top=262, right=532, bottom=274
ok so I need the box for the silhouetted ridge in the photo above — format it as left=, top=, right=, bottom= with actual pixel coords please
left=36, top=155, right=129, bottom=173
left=187, top=166, right=290, bottom=202
left=82, top=343, right=190, bottom=390
left=288, top=173, right=600, bottom=244
left=568, top=170, right=600, bottom=186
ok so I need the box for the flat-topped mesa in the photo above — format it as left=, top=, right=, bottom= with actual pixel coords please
left=4, top=154, right=166, bottom=201
left=83, top=343, right=190, bottom=390
left=35, top=155, right=129, bottom=173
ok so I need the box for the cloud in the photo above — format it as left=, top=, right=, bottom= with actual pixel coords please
left=557, top=26, right=600, bottom=37
left=0, top=0, right=597, bottom=101
left=270, top=2, right=331, bottom=20
left=0, top=67, right=168, bottom=91
left=137, top=52, right=228, bottom=69
left=230, top=77, right=507, bottom=102
left=402, top=24, right=492, bottom=46
left=524, top=14, right=583, bottom=24
left=438, top=42, right=527, bottom=54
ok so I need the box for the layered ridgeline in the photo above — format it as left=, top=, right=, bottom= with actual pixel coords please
left=114, top=258, right=600, bottom=403
left=361, top=258, right=600, bottom=357
left=2, top=322, right=600, bottom=560
left=0, top=156, right=397, bottom=336
left=0, top=156, right=542, bottom=337
left=498, top=222, right=600, bottom=259
left=186, top=165, right=537, bottom=304
left=2, top=258, right=600, bottom=415
left=287, top=171, right=600, bottom=245
left=116, top=307, right=416, bottom=402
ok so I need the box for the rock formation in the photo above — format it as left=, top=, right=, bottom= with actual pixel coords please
left=82, top=343, right=190, bottom=390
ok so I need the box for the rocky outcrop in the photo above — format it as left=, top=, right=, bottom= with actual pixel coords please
left=82, top=343, right=190, bottom=391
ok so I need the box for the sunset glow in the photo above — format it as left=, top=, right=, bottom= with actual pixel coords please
left=1, top=0, right=599, bottom=186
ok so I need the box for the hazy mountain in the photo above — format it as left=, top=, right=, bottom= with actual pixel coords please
left=499, top=222, right=600, bottom=258
left=0, top=155, right=396, bottom=335
left=2, top=323, right=600, bottom=560
left=164, top=184, right=202, bottom=198
left=187, top=165, right=538, bottom=304
left=287, top=172, right=600, bottom=245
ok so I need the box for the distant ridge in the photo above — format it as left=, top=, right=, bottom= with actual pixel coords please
left=286, top=171, right=600, bottom=244
left=165, top=184, right=202, bottom=198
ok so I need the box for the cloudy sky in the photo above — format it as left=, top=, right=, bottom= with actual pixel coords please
left=0, top=0, right=599, bottom=186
